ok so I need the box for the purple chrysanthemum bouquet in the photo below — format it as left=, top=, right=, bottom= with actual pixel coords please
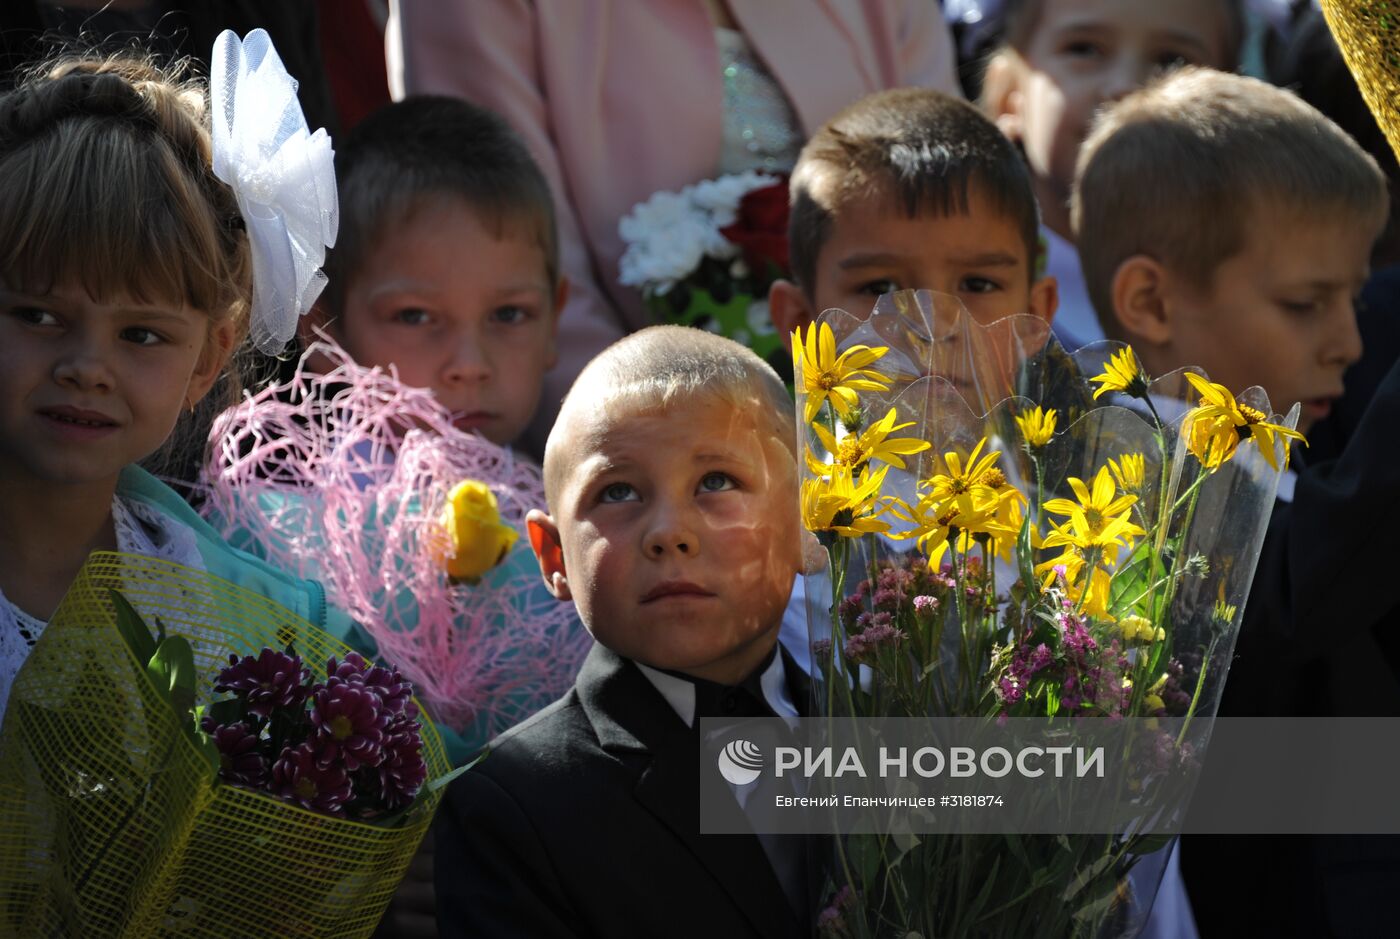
left=0, top=555, right=454, bottom=938
left=796, top=291, right=1295, bottom=938
left=201, top=649, right=427, bottom=819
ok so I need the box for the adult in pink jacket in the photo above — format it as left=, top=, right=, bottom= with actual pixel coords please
left=387, top=0, right=960, bottom=447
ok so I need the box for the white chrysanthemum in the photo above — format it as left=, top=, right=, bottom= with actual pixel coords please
left=619, top=216, right=712, bottom=291
left=617, top=171, right=778, bottom=291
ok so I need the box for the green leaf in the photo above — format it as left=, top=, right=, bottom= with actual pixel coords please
left=1016, top=513, right=1036, bottom=597
left=147, top=635, right=197, bottom=719
left=427, top=750, right=487, bottom=793
left=1062, top=854, right=1116, bottom=902
left=109, top=589, right=156, bottom=666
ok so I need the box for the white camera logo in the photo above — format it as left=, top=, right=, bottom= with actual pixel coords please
left=718, top=739, right=763, bottom=786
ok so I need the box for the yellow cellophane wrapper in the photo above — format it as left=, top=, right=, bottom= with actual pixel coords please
left=1320, top=0, right=1400, bottom=162
left=0, top=552, right=449, bottom=938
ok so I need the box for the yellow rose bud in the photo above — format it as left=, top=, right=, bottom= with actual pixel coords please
left=439, top=480, right=518, bottom=584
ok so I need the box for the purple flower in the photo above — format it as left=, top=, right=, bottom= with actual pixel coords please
left=216, top=649, right=311, bottom=719
left=843, top=624, right=906, bottom=664
left=325, top=651, right=373, bottom=684
left=1058, top=612, right=1097, bottom=660
left=311, top=681, right=390, bottom=771
left=869, top=612, right=893, bottom=630
left=812, top=639, right=833, bottom=660
left=912, top=595, right=939, bottom=617
left=838, top=595, right=866, bottom=630
left=328, top=653, right=416, bottom=719
left=272, top=742, right=353, bottom=815
left=871, top=588, right=900, bottom=612
left=378, top=718, right=428, bottom=809
left=206, top=720, right=268, bottom=787
left=1026, top=643, right=1053, bottom=674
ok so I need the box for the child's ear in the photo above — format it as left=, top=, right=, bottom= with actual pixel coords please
left=981, top=52, right=1025, bottom=143
left=187, top=318, right=238, bottom=404
left=768, top=278, right=815, bottom=355
left=1111, top=255, right=1173, bottom=346
left=526, top=509, right=571, bottom=601
left=1028, top=275, right=1059, bottom=325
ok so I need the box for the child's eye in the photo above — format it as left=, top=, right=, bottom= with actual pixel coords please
left=599, top=482, right=638, bottom=504
left=856, top=279, right=899, bottom=297
left=120, top=326, right=165, bottom=346
left=393, top=308, right=432, bottom=326
left=491, top=305, right=531, bottom=325
left=1154, top=52, right=1192, bottom=72
left=10, top=306, right=59, bottom=327
left=1280, top=299, right=1320, bottom=316
left=1063, top=39, right=1106, bottom=60
left=697, top=472, right=737, bottom=494
left=960, top=276, right=1002, bottom=295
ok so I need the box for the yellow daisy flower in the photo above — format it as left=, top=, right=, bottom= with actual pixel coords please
left=889, top=489, right=1017, bottom=569
left=1034, top=547, right=1115, bottom=619
left=921, top=437, right=1005, bottom=509
left=1182, top=372, right=1307, bottom=471
left=808, top=407, right=931, bottom=474
left=1090, top=347, right=1149, bottom=400
left=1107, top=453, right=1146, bottom=493
left=1015, top=405, right=1058, bottom=449
left=793, top=322, right=892, bottom=425
left=1041, top=465, right=1146, bottom=552
left=802, top=463, right=891, bottom=538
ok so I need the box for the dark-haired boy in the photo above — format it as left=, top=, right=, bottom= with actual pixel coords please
left=770, top=86, right=1057, bottom=344
left=309, top=94, right=565, bottom=449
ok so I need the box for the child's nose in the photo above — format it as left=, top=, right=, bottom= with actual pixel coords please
left=1325, top=297, right=1364, bottom=368
left=643, top=505, right=701, bottom=558
left=1101, top=56, right=1148, bottom=105
left=441, top=334, right=492, bottom=385
left=52, top=335, right=116, bottom=392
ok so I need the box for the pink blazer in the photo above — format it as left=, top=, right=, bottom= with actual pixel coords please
left=388, top=0, right=960, bottom=439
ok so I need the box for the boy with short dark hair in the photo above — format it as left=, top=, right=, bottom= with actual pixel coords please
left=433, top=326, right=814, bottom=938
left=770, top=86, right=1057, bottom=343
left=311, top=95, right=566, bottom=448
left=1073, top=67, right=1386, bottom=437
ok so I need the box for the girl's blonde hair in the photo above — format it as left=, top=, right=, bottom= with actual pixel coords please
left=0, top=53, right=253, bottom=480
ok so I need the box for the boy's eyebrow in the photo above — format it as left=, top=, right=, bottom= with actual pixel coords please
left=838, top=251, right=1022, bottom=270
left=837, top=252, right=910, bottom=270
left=1052, top=17, right=1212, bottom=54
left=946, top=251, right=1021, bottom=268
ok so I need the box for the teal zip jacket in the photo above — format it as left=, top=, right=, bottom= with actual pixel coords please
left=121, top=466, right=475, bottom=764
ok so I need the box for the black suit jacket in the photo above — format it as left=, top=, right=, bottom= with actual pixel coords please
left=1184, top=355, right=1400, bottom=937
left=434, top=643, right=813, bottom=939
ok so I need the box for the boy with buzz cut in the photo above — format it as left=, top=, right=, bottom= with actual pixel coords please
left=769, top=86, right=1059, bottom=355
left=433, top=326, right=816, bottom=938
left=1072, top=66, right=1389, bottom=937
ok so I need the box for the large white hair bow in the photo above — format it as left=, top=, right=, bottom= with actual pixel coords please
left=211, top=29, right=338, bottom=355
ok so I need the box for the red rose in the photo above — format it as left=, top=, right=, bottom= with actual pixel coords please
left=719, top=176, right=791, bottom=283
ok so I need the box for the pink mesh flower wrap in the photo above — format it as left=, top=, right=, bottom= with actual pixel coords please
left=199, top=343, right=587, bottom=745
